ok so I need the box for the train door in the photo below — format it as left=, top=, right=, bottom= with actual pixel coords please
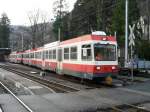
left=57, top=48, right=63, bottom=74
left=42, top=50, right=45, bottom=70
left=81, top=44, right=92, bottom=79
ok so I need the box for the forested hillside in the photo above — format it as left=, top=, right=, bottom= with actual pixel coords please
left=53, top=0, right=150, bottom=60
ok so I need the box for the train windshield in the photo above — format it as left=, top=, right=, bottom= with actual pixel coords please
left=94, top=44, right=116, bottom=61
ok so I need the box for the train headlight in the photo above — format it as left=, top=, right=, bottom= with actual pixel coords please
left=102, top=37, right=107, bottom=40
left=96, top=66, right=101, bottom=70
left=112, top=66, right=116, bottom=70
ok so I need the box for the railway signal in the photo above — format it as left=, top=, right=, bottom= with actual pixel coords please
left=129, top=24, right=135, bottom=46
left=129, top=24, right=135, bottom=82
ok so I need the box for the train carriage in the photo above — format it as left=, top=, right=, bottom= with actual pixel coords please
left=43, top=41, right=59, bottom=71
left=22, top=50, right=30, bottom=65
left=9, top=51, right=17, bottom=63
left=9, top=51, right=23, bottom=63
left=56, top=31, right=118, bottom=80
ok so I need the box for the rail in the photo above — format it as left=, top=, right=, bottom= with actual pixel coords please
left=0, top=81, right=34, bottom=112
left=0, top=65, right=80, bottom=93
left=109, top=103, right=150, bottom=112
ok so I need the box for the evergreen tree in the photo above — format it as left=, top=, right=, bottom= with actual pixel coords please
left=0, top=13, right=10, bottom=48
left=52, top=0, right=69, bottom=41
left=111, top=0, right=139, bottom=47
left=111, top=0, right=125, bottom=47
left=136, top=40, right=150, bottom=60
left=53, top=0, right=116, bottom=40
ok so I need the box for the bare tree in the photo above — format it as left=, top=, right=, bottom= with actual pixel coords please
left=27, top=9, right=49, bottom=48
left=37, top=12, right=49, bottom=46
left=53, top=0, right=69, bottom=18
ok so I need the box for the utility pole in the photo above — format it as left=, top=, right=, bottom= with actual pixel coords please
left=147, top=0, right=150, bottom=41
left=125, top=0, right=128, bottom=67
left=114, top=31, right=117, bottom=39
left=58, top=0, right=62, bottom=42
left=21, top=33, right=24, bottom=51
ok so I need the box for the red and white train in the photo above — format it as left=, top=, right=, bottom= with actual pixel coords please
left=9, top=31, right=118, bottom=80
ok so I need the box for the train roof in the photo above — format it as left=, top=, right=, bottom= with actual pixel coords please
left=10, top=32, right=116, bottom=54
left=60, top=34, right=116, bottom=45
left=44, top=41, right=59, bottom=48
left=30, top=47, right=43, bottom=52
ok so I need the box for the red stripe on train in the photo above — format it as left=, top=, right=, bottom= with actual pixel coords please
left=63, top=63, right=118, bottom=74
left=45, top=61, right=57, bottom=70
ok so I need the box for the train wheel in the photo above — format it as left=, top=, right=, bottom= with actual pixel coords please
left=105, top=76, right=112, bottom=85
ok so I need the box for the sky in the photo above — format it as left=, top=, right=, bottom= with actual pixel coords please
left=0, top=0, right=76, bottom=26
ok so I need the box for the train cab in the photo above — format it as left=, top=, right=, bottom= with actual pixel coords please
left=58, top=31, right=118, bottom=80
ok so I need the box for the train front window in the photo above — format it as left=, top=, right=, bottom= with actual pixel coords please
left=94, top=44, right=116, bottom=61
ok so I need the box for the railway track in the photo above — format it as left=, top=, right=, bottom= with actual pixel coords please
left=100, top=103, right=150, bottom=112
left=1, top=63, right=116, bottom=89
left=0, top=81, right=34, bottom=112
left=0, top=65, right=80, bottom=93
left=1, top=63, right=121, bottom=90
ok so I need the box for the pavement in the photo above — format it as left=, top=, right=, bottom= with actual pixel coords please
left=18, top=87, right=150, bottom=112
left=0, top=64, right=150, bottom=112
left=0, top=94, right=28, bottom=112
left=0, top=68, right=54, bottom=95
left=125, top=80, right=150, bottom=93
left=1, top=87, right=150, bottom=112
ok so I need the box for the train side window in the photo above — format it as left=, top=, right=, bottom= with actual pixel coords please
left=39, top=52, right=41, bottom=59
left=30, top=53, right=31, bottom=59
left=37, top=52, right=38, bottom=59
left=53, top=49, right=56, bottom=59
left=40, top=52, right=42, bottom=59
left=82, top=44, right=92, bottom=61
left=37, top=52, right=39, bottom=59
left=43, top=51, right=45, bottom=59
left=36, top=52, right=38, bottom=59
left=32, top=53, right=34, bottom=58
left=35, top=52, right=37, bottom=59
left=35, top=53, right=37, bottom=59
left=46, top=50, right=48, bottom=59
left=38, top=52, right=40, bottom=59
left=70, top=47, right=77, bottom=60
left=49, top=50, right=52, bottom=59
left=64, top=48, right=69, bottom=60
